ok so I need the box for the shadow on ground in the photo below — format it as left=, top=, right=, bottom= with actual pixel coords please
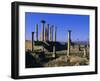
left=25, top=50, right=53, bottom=68
left=25, top=51, right=43, bottom=68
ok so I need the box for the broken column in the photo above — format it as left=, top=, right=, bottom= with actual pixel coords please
left=67, top=30, right=71, bottom=56
left=41, top=20, right=46, bottom=41
left=53, top=46, right=56, bottom=58
left=83, top=48, right=86, bottom=57
left=36, top=24, right=38, bottom=41
left=32, top=32, right=34, bottom=52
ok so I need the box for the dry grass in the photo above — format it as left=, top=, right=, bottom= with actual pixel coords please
left=44, top=55, right=89, bottom=67
left=25, top=40, right=32, bottom=51
left=25, top=40, right=43, bottom=51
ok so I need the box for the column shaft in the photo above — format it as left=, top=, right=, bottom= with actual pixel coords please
left=36, top=24, right=38, bottom=41
left=67, top=30, right=71, bottom=56
left=32, top=32, right=34, bottom=51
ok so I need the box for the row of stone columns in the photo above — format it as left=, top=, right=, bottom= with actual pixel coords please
left=35, top=20, right=55, bottom=42
left=31, top=20, right=57, bottom=52
left=32, top=26, right=87, bottom=59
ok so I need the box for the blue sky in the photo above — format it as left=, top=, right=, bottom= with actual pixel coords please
left=25, top=12, right=89, bottom=42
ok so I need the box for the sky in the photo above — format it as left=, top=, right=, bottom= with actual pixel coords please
left=25, top=12, right=89, bottom=42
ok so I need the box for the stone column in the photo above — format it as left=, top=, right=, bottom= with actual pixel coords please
left=53, top=46, right=56, bottom=58
left=51, top=26, right=54, bottom=41
left=45, top=24, right=49, bottom=41
left=50, top=26, right=52, bottom=41
left=36, top=24, right=38, bottom=41
left=47, top=24, right=49, bottom=41
left=54, top=27, right=57, bottom=42
left=67, top=30, right=71, bottom=56
left=41, top=20, right=46, bottom=41
left=53, top=27, right=57, bottom=58
left=32, top=32, right=34, bottom=52
left=50, top=25, right=54, bottom=41
left=83, top=48, right=86, bottom=57
left=44, top=26, right=46, bottom=41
